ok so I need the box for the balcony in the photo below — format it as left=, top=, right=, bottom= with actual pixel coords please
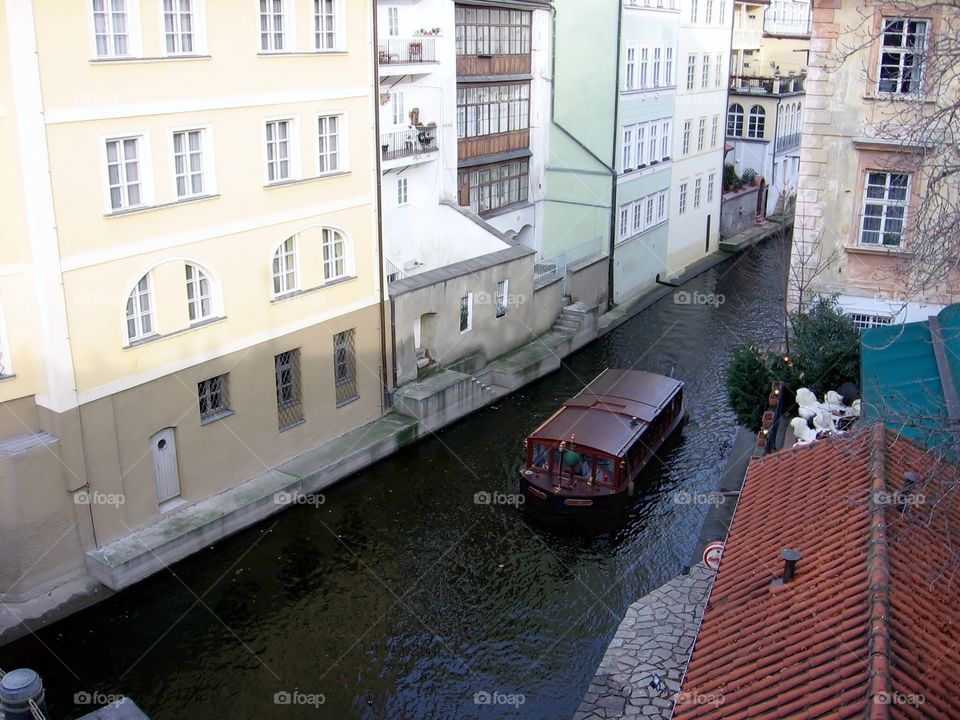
left=732, top=27, right=763, bottom=50
left=764, top=15, right=812, bottom=36
left=378, top=38, right=438, bottom=75
left=729, top=73, right=805, bottom=96
left=380, top=126, right=438, bottom=166
left=775, top=132, right=802, bottom=153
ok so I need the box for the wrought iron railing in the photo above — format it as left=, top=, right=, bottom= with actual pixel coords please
left=729, top=74, right=805, bottom=96
left=380, top=128, right=438, bottom=162
left=378, top=37, right=437, bottom=65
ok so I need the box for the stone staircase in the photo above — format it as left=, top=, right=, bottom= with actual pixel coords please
left=415, top=347, right=438, bottom=380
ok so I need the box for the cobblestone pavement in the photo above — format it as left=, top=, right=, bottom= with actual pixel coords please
left=573, top=563, right=715, bottom=720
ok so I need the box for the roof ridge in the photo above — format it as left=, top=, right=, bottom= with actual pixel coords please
left=865, top=424, right=893, bottom=719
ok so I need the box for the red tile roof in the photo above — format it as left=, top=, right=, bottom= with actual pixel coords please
left=675, top=425, right=960, bottom=719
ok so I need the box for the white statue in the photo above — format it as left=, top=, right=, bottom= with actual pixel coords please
left=791, top=417, right=819, bottom=445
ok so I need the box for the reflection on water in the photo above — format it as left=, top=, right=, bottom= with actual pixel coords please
left=0, top=239, right=787, bottom=720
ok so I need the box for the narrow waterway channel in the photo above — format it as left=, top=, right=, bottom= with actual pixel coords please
left=2, top=237, right=788, bottom=720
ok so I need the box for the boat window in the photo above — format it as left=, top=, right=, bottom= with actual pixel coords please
left=552, top=448, right=563, bottom=472
left=531, top=443, right=550, bottom=469
left=596, top=458, right=616, bottom=484
left=574, top=454, right=593, bottom=479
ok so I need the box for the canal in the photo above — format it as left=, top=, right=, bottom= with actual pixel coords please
left=2, top=238, right=788, bottom=719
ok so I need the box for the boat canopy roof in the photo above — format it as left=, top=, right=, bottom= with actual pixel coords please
left=527, top=369, right=682, bottom=458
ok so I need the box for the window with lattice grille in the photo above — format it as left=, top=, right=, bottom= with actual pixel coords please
left=275, top=349, right=303, bottom=430
left=333, top=329, right=358, bottom=406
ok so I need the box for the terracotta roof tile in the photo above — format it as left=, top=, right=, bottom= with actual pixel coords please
left=675, top=426, right=960, bottom=719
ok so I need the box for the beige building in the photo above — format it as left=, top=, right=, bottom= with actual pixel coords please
left=0, top=0, right=387, bottom=607
left=791, top=0, right=958, bottom=326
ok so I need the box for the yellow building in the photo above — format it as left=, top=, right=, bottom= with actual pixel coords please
left=0, top=0, right=386, bottom=607
left=791, top=0, right=957, bottom=325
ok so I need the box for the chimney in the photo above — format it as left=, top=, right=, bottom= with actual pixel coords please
left=770, top=548, right=802, bottom=590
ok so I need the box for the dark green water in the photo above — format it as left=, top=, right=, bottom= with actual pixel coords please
left=1, top=238, right=787, bottom=719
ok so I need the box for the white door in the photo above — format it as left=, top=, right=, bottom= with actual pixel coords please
left=151, top=428, right=181, bottom=504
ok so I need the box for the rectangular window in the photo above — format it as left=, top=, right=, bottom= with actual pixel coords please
left=687, top=54, right=696, bottom=90
left=660, top=120, right=670, bottom=160
left=455, top=6, right=531, bottom=56
left=653, top=47, right=662, bottom=87
left=185, top=264, right=211, bottom=322
left=456, top=82, right=530, bottom=139
left=623, top=126, right=633, bottom=170
left=315, top=0, right=337, bottom=49
left=93, top=0, right=129, bottom=57
left=679, top=182, right=688, bottom=214
left=697, top=118, right=706, bottom=151
left=711, top=115, right=719, bottom=147
left=496, top=279, right=509, bottom=318
left=392, top=91, right=405, bottom=126
left=322, top=228, right=347, bottom=281
left=619, top=206, right=629, bottom=240
left=719, top=0, right=726, bottom=24
left=860, top=171, right=910, bottom=247
left=645, top=195, right=655, bottom=226
left=198, top=374, right=230, bottom=423
left=640, top=47, right=649, bottom=89
left=626, top=46, right=636, bottom=89
left=459, top=160, right=529, bottom=215
left=707, top=172, right=715, bottom=202
left=665, top=46, right=674, bottom=85
left=682, top=120, right=691, bottom=155
left=275, top=349, right=303, bottom=430
left=705, top=0, right=714, bottom=23
left=317, top=115, right=340, bottom=173
left=657, top=189, right=668, bottom=220
left=397, top=177, right=408, bottom=206
left=106, top=136, right=143, bottom=210
left=272, top=236, right=297, bottom=296
left=715, top=53, right=724, bottom=87
left=163, top=0, right=194, bottom=54
left=459, top=294, right=473, bottom=332
left=636, top=125, right=646, bottom=165
left=333, top=329, right=358, bottom=405
left=172, top=129, right=204, bottom=199
left=849, top=313, right=894, bottom=331
left=387, top=7, right=398, bottom=36
left=694, top=177, right=702, bottom=208
left=265, top=119, right=292, bottom=183
left=701, top=55, right=710, bottom=88
left=632, top=201, right=643, bottom=233
left=878, top=18, right=928, bottom=95
left=260, top=0, right=286, bottom=52
left=648, top=123, right=657, bottom=162
left=691, top=0, right=699, bottom=23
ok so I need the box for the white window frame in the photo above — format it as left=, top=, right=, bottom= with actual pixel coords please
left=715, top=53, right=724, bottom=87
left=657, top=189, right=668, bottom=221
left=272, top=235, right=299, bottom=297
left=322, top=228, right=350, bottom=281
left=747, top=104, right=765, bottom=138
left=90, top=0, right=143, bottom=59
left=694, top=176, right=703, bottom=208
left=170, top=125, right=216, bottom=200
left=701, top=54, right=710, bottom=88
left=687, top=54, right=696, bottom=90
left=877, top=18, right=929, bottom=96
left=459, top=293, right=474, bottom=333
left=259, top=0, right=295, bottom=53
left=102, top=132, right=154, bottom=214
left=264, top=117, right=299, bottom=184
left=161, top=0, right=206, bottom=56
left=625, top=45, right=637, bottom=90
left=387, top=6, right=399, bottom=36
left=705, top=0, right=714, bottom=23
left=859, top=171, right=911, bottom=248
left=711, top=115, right=719, bottom=148
left=660, top=120, right=671, bottom=160
left=679, top=182, right=688, bottom=214
left=682, top=120, right=691, bottom=155
left=665, top=46, right=674, bottom=85
left=185, top=262, right=215, bottom=323
left=315, top=0, right=342, bottom=50
left=619, top=206, right=629, bottom=240
left=496, top=279, right=509, bottom=318
left=719, top=0, right=726, bottom=24
left=636, top=124, right=646, bottom=166
left=397, top=177, right=409, bottom=206
left=691, top=0, right=699, bottom=23
left=648, top=123, right=658, bottom=163
left=316, top=113, right=343, bottom=175
left=640, top=47, right=649, bottom=89
left=125, top=272, right=155, bottom=343
left=622, top=126, right=634, bottom=170
left=707, top=172, right=716, bottom=203
left=697, top=117, right=706, bottom=151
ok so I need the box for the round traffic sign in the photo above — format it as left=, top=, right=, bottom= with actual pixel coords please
left=703, top=540, right=725, bottom=571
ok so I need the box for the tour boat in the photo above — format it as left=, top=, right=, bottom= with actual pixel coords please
left=519, top=368, right=685, bottom=517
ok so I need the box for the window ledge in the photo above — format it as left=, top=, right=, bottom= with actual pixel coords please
left=479, top=200, right=534, bottom=220
left=124, top=315, right=226, bottom=349
left=91, top=54, right=212, bottom=65
left=106, top=193, right=220, bottom=218
left=200, top=409, right=234, bottom=426
left=279, top=418, right=306, bottom=433
left=619, top=159, right=672, bottom=180
left=257, top=50, right=347, bottom=57
left=0, top=373, right=15, bottom=382
left=264, top=171, right=349, bottom=189
left=336, top=395, right=360, bottom=409
left=271, top=277, right=357, bottom=304
left=845, top=244, right=911, bottom=258
left=621, top=84, right=678, bottom=95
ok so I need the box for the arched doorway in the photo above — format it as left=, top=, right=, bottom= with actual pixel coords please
left=415, top=312, right=438, bottom=376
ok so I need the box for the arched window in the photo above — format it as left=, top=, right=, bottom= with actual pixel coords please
left=776, top=105, right=784, bottom=137
left=322, top=229, right=347, bottom=281
left=185, top=263, right=213, bottom=322
left=727, top=103, right=744, bottom=137
left=272, top=236, right=298, bottom=296
left=793, top=103, right=801, bottom=135
left=748, top=105, right=765, bottom=138
left=126, top=273, right=154, bottom=342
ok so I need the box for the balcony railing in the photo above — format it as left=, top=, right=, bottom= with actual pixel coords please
left=764, top=15, right=812, bottom=36
left=378, top=38, right=437, bottom=65
left=775, top=132, right=802, bottom=153
left=729, top=73, right=805, bottom=96
left=732, top=27, right=763, bottom=50
left=380, top=127, right=438, bottom=162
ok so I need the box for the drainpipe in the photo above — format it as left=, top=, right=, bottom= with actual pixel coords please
left=607, top=1, right=624, bottom=310
left=372, top=3, right=392, bottom=409
left=771, top=94, right=782, bottom=214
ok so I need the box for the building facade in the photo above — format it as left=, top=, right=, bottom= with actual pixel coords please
left=726, top=0, right=808, bottom=215
left=0, top=0, right=385, bottom=602
left=790, top=0, right=958, bottom=324
left=666, top=0, right=731, bottom=273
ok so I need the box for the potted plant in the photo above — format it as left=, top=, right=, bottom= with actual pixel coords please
left=741, top=167, right=757, bottom=186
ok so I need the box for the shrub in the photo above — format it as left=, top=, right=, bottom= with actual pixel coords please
left=725, top=345, right=773, bottom=431
left=723, top=164, right=740, bottom=191
left=789, top=297, right=861, bottom=396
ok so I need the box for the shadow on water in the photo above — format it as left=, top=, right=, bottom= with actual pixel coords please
left=0, top=237, right=789, bottom=720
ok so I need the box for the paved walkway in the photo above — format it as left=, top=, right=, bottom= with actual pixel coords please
left=573, top=564, right=715, bottom=720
